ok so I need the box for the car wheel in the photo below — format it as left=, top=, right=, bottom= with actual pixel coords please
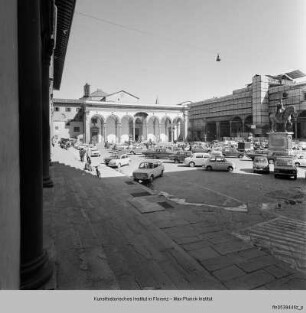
left=133, top=178, right=138, bottom=182
left=149, top=175, right=154, bottom=183
left=130, top=151, right=135, bottom=155
left=228, top=166, right=233, bottom=172
left=274, top=174, right=279, bottom=178
left=189, top=162, right=195, bottom=167
left=238, top=154, right=243, bottom=158
left=253, top=170, right=257, bottom=173
left=295, top=162, right=300, bottom=167
left=160, top=170, right=164, bottom=177
left=174, top=159, right=179, bottom=163
left=206, top=166, right=212, bottom=171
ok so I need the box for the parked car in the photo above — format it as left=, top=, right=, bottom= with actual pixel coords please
left=222, top=147, right=244, bottom=158
left=253, top=156, right=270, bottom=174
left=246, top=149, right=269, bottom=161
left=88, top=147, right=100, bottom=157
left=267, top=151, right=290, bottom=164
left=274, top=157, right=297, bottom=180
left=108, top=154, right=131, bottom=168
left=203, top=156, right=235, bottom=172
left=142, top=148, right=173, bottom=159
left=184, top=152, right=211, bottom=167
left=103, top=151, right=125, bottom=165
left=132, top=160, right=164, bottom=183
left=128, top=144, right=147, bottom=155
left=169, top=151, right=192, bottom=163
left=294, top=154, right=306, bottom=167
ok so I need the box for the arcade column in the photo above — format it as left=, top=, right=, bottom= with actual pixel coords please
left=18, top=0, right=53, bottom=289
left=132, top=120, right=136, bottom=142
left=42, top=28, right=54, bottom=188
left=84, top=111, right=90, bottom=143
left=216, top=121, right=220, bottom=140
left=118, top=123, right=121, bottom=143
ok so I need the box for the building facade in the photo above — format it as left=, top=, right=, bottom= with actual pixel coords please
left=53, top=85, right=189, bottom=144
left=189, top=70, right=306, bottom=141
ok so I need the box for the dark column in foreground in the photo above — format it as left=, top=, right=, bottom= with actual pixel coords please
left=41, top=1, right=54, bottom=188
left=18, top=0, right=53, bottom=289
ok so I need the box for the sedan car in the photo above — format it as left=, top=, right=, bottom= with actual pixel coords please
left=293, top=154, right=306, bottom=167
left=274, top=157, right=297, bottom=180
left=184, top=152, right=211, bottom=167
left=132, top=161, right=164, bottom=183
left=169, top=151, right=192, bottom=163
left=222, top=148, right=244, bottom=158
left=253, top=156, right=269, bottom=174
left=88, top=147, right=100, bottom=157
left=108, top=154, right=131, bottom=168
left=203, top=157, right=235, bottom=172
left=142, top=148, right=173, bottom=159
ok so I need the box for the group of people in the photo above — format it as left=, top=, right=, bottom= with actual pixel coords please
left=79, top=148, right=100, bottom=178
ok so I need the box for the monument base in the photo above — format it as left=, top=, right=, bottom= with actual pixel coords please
left=267, top=132, right=293, bottom=154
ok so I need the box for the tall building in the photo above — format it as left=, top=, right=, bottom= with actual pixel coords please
left=188, top=70, right=306, bottom=141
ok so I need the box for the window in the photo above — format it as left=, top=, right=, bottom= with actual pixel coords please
left=304, top=93, right=306, bottom=101
left=55, top=107, right=60, bottom=111
left=55, top=126, right=59, bottom=130
left=282, top=92, right=288, bottom=99
left=196, top=155, right=203, bottom=158
left=65, top=107, right=71, bottom=112
left=73, top=127, right=80, bottom=132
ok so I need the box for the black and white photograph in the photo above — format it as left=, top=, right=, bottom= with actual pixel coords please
left=0, top=0, right=306, bottom=312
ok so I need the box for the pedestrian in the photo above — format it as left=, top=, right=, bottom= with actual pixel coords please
left=80, top=148, right=85, bottom=162
left=87, top=155, right=91, bottom=165
left=95, top=166, right=101, bottom=178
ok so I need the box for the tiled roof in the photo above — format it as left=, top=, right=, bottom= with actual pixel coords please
left=90, top=89, right=108, bottom=98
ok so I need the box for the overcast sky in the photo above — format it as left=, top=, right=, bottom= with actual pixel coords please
left=54, top=0, right=306, bottom=104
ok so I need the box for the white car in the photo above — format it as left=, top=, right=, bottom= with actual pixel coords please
left=89, top=147, right=100, bottom=157
left=133, top=160, right=164, bottom=183
left=294, top=154, right=306, bottom=167
left=183, top=152, right=211, bottom=167
left=108, top=154, right=131, bottom=168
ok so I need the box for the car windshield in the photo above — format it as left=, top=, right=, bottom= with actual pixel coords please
left=275, top=158, right=293, bottom=166
left=254, top=157, right=267, bottom=163
left=139, top=162, right=154, bottom=169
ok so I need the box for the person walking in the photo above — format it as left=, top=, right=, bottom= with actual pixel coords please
left=80, top=148, right=85, bottom=162
left=95, top=165, right=101, bottom=178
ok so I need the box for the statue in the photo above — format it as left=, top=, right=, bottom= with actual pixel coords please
left=269, top=100, right=296, bottom=132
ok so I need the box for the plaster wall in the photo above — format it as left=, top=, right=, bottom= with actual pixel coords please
left=0, top=0, right=20, bottom=289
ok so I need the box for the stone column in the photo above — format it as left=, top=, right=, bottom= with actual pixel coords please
left=118, top=123, right=121, bottom=143
left=133, top=120, right=136, bottom=142
left=19, top=0, right=53, bottom=289
left=85, top=111, right=90, bottom=143
left=184, top=110, right=189, bottom=140
left=146, top=120, right=149, bottom=140
left=216, top=122, right=220, bottom=140
left=229, top=121, right=233, bottom=138
left=103, top=124, right=106, bottom=144
left=42, top=41, right=53, bottom=188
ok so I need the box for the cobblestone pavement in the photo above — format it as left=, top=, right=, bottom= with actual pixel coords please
left=43, top=146, right=306, bottom=290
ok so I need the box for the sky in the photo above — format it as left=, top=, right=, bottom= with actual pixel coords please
left=54, top=0, right=306, bottom=104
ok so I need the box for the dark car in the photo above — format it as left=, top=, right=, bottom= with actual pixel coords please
left=246, top=149, right=269, bottom=161
left=274, top=157, right=297, bottom=180
left=253, top=156, right=270, bottom=174
left=222, top=148, right=244, bottom=158
left=142, top=148, right=173, bottom=159
left=267, top=151, right=290, bottom=164
left=169, top=151, right=192, bottom=163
